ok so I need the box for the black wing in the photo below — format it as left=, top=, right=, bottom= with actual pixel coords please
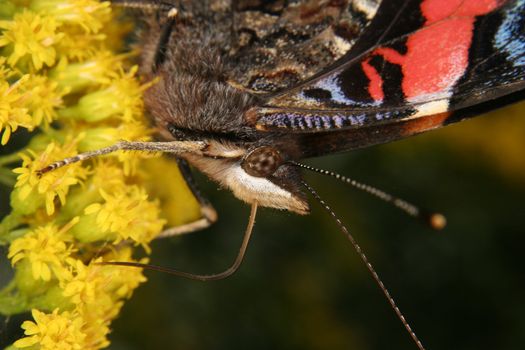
left=224, top=0, right=380, bottom=94
left=249, top=0, right=525, bottom=157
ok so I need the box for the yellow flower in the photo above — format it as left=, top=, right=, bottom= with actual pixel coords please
left=31, top=0, right=111, bottom=34
left=62, top=259, right=103, bottom=305
left=12, top=140, right=89, bottom=215
left=101, top=247, right=148, bottom=299
left=20, top=74, right=69, bottom=128
left=63, top=253, right=147, bottom=307
left=13, top=309, right=85, bottom=350
left=0, top=57, right=12, bottom=80
left=79, top=311, right=112, bottom=350
left=88, top=162, right=129, bottom=195
left=0, top=1, right=196, bottom=349
left=0, top=10, right=64, bottom=70
left=0, top=75, right=33, bottom=145
left=58, top=31, right=108, bottom=61
left=61, top=253, right=147, bottom=349
left=84, top=186, right=166, bottom=251
left=0, top=73, right=67, bottom=144
left=79, top=121, right=153, bottom=151
left=50, top=51, right=126, bottom=93
left=8, top=219, right=78, bottom=282
left=56, top=161, right=127, bottom=223
left=59, top=66, right=154, bottom=123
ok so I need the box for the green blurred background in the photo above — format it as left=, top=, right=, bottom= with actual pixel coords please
left=1, top=102, right=524, bottom=350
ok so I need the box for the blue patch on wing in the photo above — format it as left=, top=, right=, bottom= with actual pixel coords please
left=495, top=0, right=525, bottom=66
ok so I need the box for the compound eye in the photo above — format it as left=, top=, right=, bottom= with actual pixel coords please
left=241, top=146, right=283, bottom=178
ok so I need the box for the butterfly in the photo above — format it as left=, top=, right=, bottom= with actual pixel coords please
left=40, top=0, right=525, bottom=349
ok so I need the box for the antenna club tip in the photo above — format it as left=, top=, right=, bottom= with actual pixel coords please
left=429, top=213, right=447, bottom=230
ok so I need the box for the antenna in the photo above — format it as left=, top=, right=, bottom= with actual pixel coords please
left=301, top=180, right=426, bottom=350
left=292, top=162, right=446, bottom=230
left=97, top=202, right=258, bottom=281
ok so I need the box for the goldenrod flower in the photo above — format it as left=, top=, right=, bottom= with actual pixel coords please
left=20, top=74, right=69, bottom=128
left=59, top=31, right=108, bottom=61
left=50, top=51, right=125, bottom=92
left=83, top=186, right=166, bottom=251
left=62, top=259, right=104, bottom=306
left=56, top=161, right=127, bottom=222
left=80, top=313, right=111, bottom=350
left=8, top=219, right=78, bottom=282
left=101, top=247, right=148, bottom=299
left=0, top=1, right=201, bottom=349
left=35, top=0, right=114, bottom=62
left=31, top=0, right=111, bottom=34
left=78, top=122, right=152, bottom=152
left=63, top=250, right=147, bottom=306
left=60, top=253, right=146, bottom=349
left=13, top=309, right=86, bottom=350
left=0, top=73, right=67, bottom=145
left=0, top=10, right=64, bottom=70
left=12, top=140, right=88, bottom=215
left=59, top=66, right=153, bottom=123
left=80, top=161, right=127, bottom=194
left=0, top=56, right=12, bottom=79
left=0, top=75, right=33, bottom=145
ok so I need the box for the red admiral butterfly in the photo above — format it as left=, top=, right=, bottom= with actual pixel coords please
left=41, top=0, right=525, bottom=349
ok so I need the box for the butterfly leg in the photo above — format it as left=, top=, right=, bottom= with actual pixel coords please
left=156, top=158, right=218, bottom=237
left=37, top=140, right=206, bottom=176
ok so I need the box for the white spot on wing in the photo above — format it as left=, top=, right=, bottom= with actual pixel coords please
left=333, top=35, right=352, bottom=56
left=410, top=99, right=449, bottom=118
left=302, top=74, right=379, bottom=107
left=352, top=0, right=380, bottom=20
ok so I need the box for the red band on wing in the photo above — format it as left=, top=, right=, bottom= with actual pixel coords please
left=361, top=59, right=385, bottom=101
left=363, top=0, right=506, bottom=102
left=402, top=18, right=472, bottom=99
left=421, top=0, right=502, bottom=24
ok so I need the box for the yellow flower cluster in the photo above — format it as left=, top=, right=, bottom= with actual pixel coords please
left=0, top=1, right=202, bottom=349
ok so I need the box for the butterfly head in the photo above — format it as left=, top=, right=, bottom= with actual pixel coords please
left=167, top=128, right=309, bottom=215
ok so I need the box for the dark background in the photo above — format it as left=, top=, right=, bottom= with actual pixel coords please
left=1, top=102, right=524, bottom=350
